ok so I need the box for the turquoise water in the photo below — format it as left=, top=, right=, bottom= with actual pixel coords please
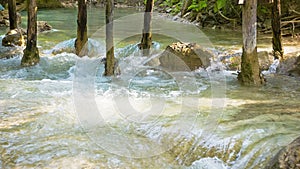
left=0, top=7, right=299, bottom=169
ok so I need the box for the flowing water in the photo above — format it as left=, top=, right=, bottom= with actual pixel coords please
left=0, top=8, right=300, bottom=169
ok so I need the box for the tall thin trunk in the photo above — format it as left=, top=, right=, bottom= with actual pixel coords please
left=21, top=0, right=39, bottom=67
left=271, top=0, right=283, bottom=59
left=181, top=0, right=192, bottom=17
left=8, top=0, right=17, bottom=30
left=75, top=0, right=88, bottom=57
left=139, top=0, right=154, bottom=56
left=104, top=0, right=115, bottom=76
left=238, top=0, right=264, bottom=86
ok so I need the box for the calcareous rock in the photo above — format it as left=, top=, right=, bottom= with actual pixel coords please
left=37, top=21, right=52, bottom=32
left=2, top=29, right=25, bottom=47
left=158, top=42, right=212, bottom=71
left=220, top=51, right=274, bottom=71
left=288, top=55, right=300, bottom=77
left=266, top=136, right=300, bottom=169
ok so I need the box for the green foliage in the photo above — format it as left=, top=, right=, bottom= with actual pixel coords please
left=214, top=0, right=226, bottom=12
left=159, top=0, right=180, bottom=7
left=187, top=0, right=207, bottom=12
left=171, top=2, right=182, bottom=14
left=158, top=0, right=182, bottom=14
left=258, top=5, right=271, bottom=15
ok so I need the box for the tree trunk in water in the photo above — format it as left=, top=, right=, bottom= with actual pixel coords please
left=271, top=0, right=283, bottom=59
left=181, top=0, right=192, bottom=17
left=75, top=0, right=88, bottom=57
left=238, top=0, right=264, bottom=86
left=139, top=0, right=154, bottom=56
left=8, top=0, right=17, bottom=30
left=104, top=0, right=115, bottom=76
left=21, top=0, right=39, bottom=67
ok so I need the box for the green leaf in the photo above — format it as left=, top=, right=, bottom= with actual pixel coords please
left=214, top=0, right=226, bottom=12
left=188, top=0, right=207, bottom=12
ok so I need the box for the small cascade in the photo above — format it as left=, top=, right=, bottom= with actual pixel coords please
left=44, top=38, right=105, bottom=56
left=262, top=59, right=280, bottom=75
left=1, top=13, right=300, bottom=168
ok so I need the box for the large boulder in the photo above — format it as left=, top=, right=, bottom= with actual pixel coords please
left=158, top=42, right=212, bottom=71
left=266, top=136, right=300, bottom=169
left=2, top=29, right=25, bottom=47
left=276, top=52, right=300, bottom=76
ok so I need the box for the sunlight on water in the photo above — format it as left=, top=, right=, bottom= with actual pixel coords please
left=0, top=8, right=299, bottom=169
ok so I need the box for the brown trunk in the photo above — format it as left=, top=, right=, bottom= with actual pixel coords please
left=8, top=0, right=17, bottom=30
left=104, top=0, right=115, bottom=76
left=75, top=0, right=88, bottom=57
left=21, top=0, right=39, bottom=67
left=181, top=0, right=192, bottom=17
left=238, top=0, right=264, bottom=86
left=271, top=0, right=283, bottom=59
left=139, top=0, right=154, bottom=56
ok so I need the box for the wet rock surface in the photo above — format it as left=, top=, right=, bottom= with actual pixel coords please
left=0, top=11, right=22, bottom=27
left=220, top=51, right=274, bottom=71
left=266, top=136, right=300, bottom=169
left=2, top=29, right=25, bottom=47
left=158, top=42, right=212, bottom=71
left=287, top=55, right=300, bottom=76
left=37, top=21, right=52, bottom=32
left=276, top=52, right=300, bottom=77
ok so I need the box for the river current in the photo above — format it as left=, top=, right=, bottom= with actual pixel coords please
left=0, top=8, right=300, bottom=169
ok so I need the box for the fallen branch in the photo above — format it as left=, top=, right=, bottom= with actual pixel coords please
left=218, top=11, right=236, bottom=22
left=290, top=9, right=300, bottom=16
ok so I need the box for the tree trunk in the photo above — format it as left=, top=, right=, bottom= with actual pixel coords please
left=271, top=0, right=283, bottom=59
left=238, top=0, right=264, bottom=86
left=75, top=0, right=88, bottom=57
left=8, top=0, right=17, bottom=30
left=181, top=0, right=192, bottom=17
left=139, top=0, right=154, bottom=56
left=21, top=0, right=39, bottom=67
left=104, top=0, right=115, bottom=76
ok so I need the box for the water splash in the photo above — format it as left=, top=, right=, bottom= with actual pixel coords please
left=262, top=59, right=280, bottom=75
left=44, top=38, right=105, bottom=57
left=0, top=53, right=77, bottom=80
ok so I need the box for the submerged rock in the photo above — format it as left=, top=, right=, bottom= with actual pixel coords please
left=288, top=55, right=300, bottom=77
left=37, top=21, right=52, bottom=32
left=2, top=29, right=25, bottom=47
left=158, top=42, right=212, bottom=71
left=266, top=136, right=300, bottom=169
left=0, top=45, right=23, bottom=59
left=277, top=52, right=300, bottom=76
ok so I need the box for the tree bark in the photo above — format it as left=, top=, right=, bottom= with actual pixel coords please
left=75, top=0, right=88, bottom=57
left=238, top=0, right=264, bottom=86
left=104, top=0, right=115, bottom=76
left=21, top=0, right=39, bottom=67
left=271, top=0, right=283, bottom=59
left=8, top=0, right=17, bottom=30
left=139, top=0, right=154, bottom=56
